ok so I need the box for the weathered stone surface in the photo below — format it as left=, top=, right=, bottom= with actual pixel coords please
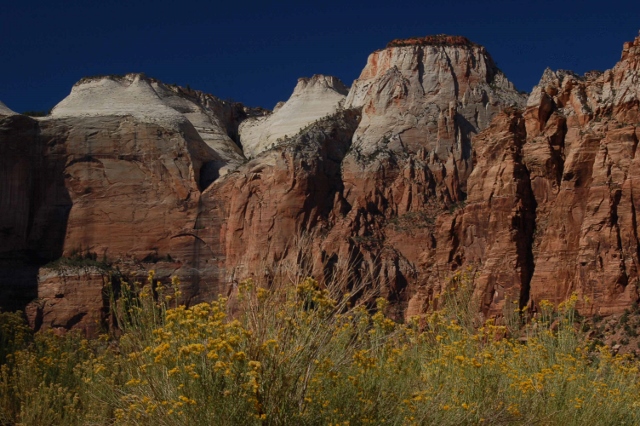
left=318, top=36, right=527, bottom=318
left=344, top=37, right=524, bottom=186
left=239, top=75, right=348, bottom=158
left=5, top=34, right=640, bottom=335
left=1, top=82, right=248, bottom=317
left=48, top=116, right=214, bottom=259
left=428, top=34, right=640, bottom=318
left=52, top=73, right=253, bottom=175
left=468, top=113, right=533, bottom=313
left=26, top=267, right=110, bottom=336
left=191, top=109, right=361, bottom=301
left=521, top=35, right=640, bottom=316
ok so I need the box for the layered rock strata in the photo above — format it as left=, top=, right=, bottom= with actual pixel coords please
left=26, top=266, right=112, bottom=336
left=0, top=76, right=254, bottom=329
left=2, top=34, right=640, bottom=335
left=52, top=73, right=256, bottom=175
left=344, top=35, right=525, bottom=193
left=325, top=36, right=526, bottom=317
left=422, top=35, right=640, bottom=317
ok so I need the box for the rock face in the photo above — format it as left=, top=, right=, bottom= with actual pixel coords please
left=239, top=75, right=349, bottom=158
left=52, top=73, right=252, bottom=175
left=522, top=36, right=640, bottom=315
left=426, top=34, right=640, bottom=317
left=429, top=111, right=536, bottom=317
left=150, top=109, right=360, bottom=306
left=26, top=266, right=111, bottom=336
left=0, top=76, right=254, bottom=330
left=3, top=34, right=640, bottom=335
left=322, top=36, right=526, bottom=318
left=345, top=35, right=524, bottom=191
left=0, top=113, right=66, bottom=311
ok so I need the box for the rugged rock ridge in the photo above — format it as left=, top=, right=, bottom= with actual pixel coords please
left=0, top=36, right=527, bottom=332
left=3, top=34, right=640, bottom=335
left=386, top=35, right=481, bottom=48
left=428, top=34, right=640, bottom=317
left=523, top=34, right=640, bottom=315
left=168, top=36, right=527, bottom=320
left=303, top=36, right=526, bottom=318
left=239, top=74, right=349, bottom=158
left=344, top=35, right=525, bottom=196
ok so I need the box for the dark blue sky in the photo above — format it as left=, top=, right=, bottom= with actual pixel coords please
left=1, top=0, right=639, bottom=113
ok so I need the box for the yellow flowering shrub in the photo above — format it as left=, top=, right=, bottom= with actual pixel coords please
left=1, top=271, right=639, bottom=425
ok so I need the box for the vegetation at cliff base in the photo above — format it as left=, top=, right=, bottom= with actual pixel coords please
left=1, top=271, right=640, bottom=425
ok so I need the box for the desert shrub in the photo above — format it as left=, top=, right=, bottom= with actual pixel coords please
left=0, top=311, right=32, bottom=365
left=1, top=271, right=640, bottom=425
left=0, top=325, right=101, bottom=425
left=43, top=250, right=111, bottom=272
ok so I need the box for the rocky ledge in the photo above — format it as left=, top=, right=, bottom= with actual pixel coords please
left=386, top=34, right=480, bottom=48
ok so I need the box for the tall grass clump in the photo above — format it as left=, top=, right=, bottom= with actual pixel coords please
left=1, top=265, right=640, bottom=425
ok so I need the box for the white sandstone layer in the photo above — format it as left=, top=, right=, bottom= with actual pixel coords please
left=239, top=75, right=348, bottom=158
left=50, top=74, right=245, bottom=174
left=344, top=43, right=526, bottom=158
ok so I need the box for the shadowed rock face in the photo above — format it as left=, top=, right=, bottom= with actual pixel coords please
left=3, top=34, right=640, bottom=335
left=0, top=114, right=70, bottom=311
left=0, top=77, right=251, bottom=331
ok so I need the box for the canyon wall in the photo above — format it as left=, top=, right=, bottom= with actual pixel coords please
left=1, top=34, right=640, bottom=334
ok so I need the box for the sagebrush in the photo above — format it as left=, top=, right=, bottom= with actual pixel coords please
left=1, top=270, right=639, bottom=425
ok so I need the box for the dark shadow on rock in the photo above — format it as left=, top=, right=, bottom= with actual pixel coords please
left=0, top=115, right=73, bottom=311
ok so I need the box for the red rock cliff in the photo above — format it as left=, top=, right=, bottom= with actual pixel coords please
left=3, top=35, right=640, bottom=334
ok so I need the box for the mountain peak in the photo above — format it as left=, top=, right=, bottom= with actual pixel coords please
left=74, top=72, right=148, bottom=87
left=239, top=75, right=348, bottom=158
left=293, top=75, right=349, bottom=96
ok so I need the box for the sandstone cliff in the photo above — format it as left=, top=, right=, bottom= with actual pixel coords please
left=345, top=35, right=524, bottom=185
left=239, top=75, right=349, bottom=158
left=0, top=76, right=254, bottom=328
left=52, top=73, right=252, bottom=176
left=423, top=35, right=640, bottom=318
left=3, top=34, right=640, bottom=335
left=325, top=35, right=526, bottom=317
left=165, top=35, right=526, bottom=322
